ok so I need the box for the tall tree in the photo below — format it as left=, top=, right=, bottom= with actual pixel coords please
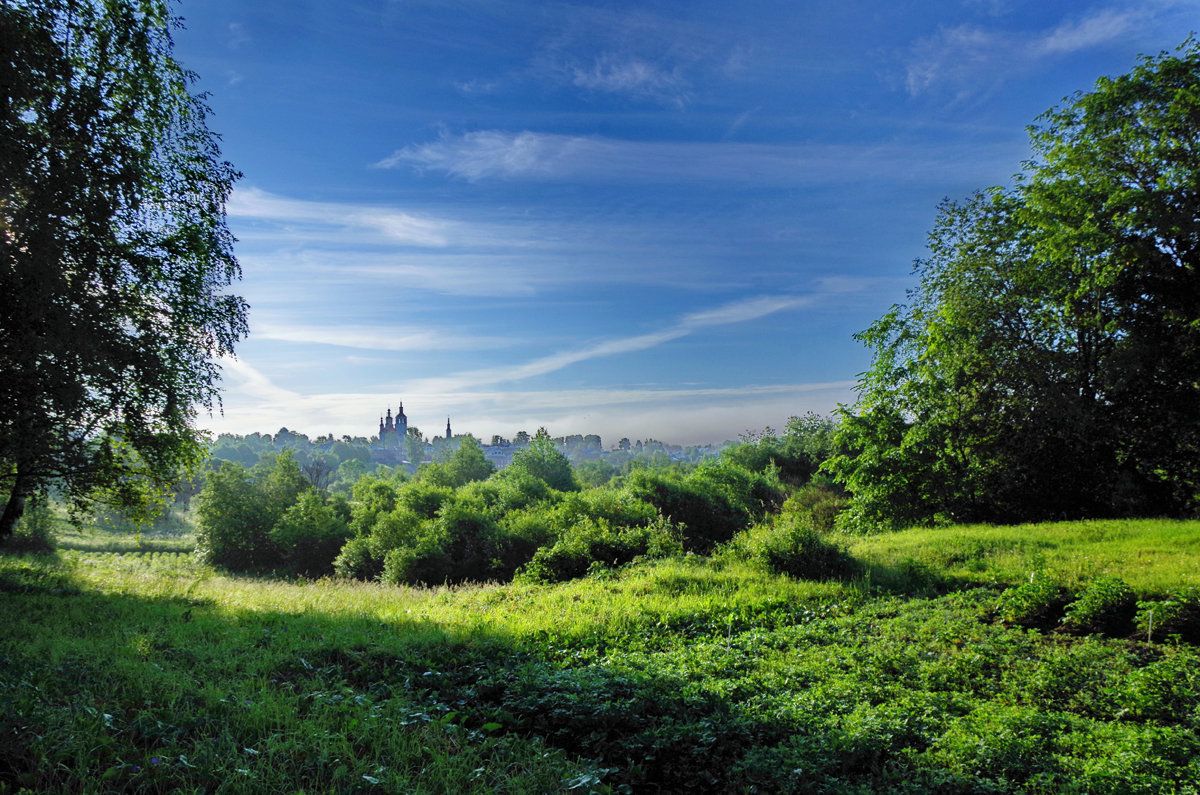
left=827, top=41, right=1200, bottom=530
left=0, top=0, right=245, bottom=536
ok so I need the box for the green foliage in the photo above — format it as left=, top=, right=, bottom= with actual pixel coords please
left=331, top=535, right=380, bottom=580
left=829, top=41, right=1200, bottom=530
left=4, top=494, right=56, bottom=553
left=268, top=490, right=351, bottom=577
left=622, top=467, right=752, bottom=552
left=1136, top=591, right=1200, bottom=643
left=420, top=436, right=495, bottom=488
left=995, top=573, right=1064, bottom=625
left=781, top=483, right=848, bottom=533
left=1062, top=576, right=1136, bottom=634
left=196, top=453, right=349, bottom=574
left=397, top=480, right=455, bottom=520
left=0, top=0, right=246, bottom=537
left=722, top=413, right=838, bottom=485
left=194, top=462, right=276, bottom=569
left=516, top=516, right=683, bottom=584
left=508, top=429, right=577, bottom=492
left=733, top=515, right=857, bottom=581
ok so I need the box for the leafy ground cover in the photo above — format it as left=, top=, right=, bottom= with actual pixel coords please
left=2, top=520, right=1199, bottom=793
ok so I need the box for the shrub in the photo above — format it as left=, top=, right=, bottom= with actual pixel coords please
left=1135, top=590, right=1200, bottom=643
left=396, top=480, right=455, bottom=519
left=348, top=476, right=400, bottom=536
left=332, top=535, right=381, bottom=580
left=509, top=429, right=577, bottom=491
left=995, top=573, right=1064, bottom=626
left=5, top=495, right=56, bottom=553
left=268, top=490, right=351, bottom=577
left=781, top=483, right=848, bottom=533
left=737, top=515, right=857, bottom=580
left=623, top=468, right=747, bottom=552
left=516, top=516, right=682, bottom=585
left=549, top=488, right=658, bottom=529
left=379, top=503, right=510, bottom=585
left=1062, top=576, right=1136, bottom=635
left=194, top=462, right=278, bottom=569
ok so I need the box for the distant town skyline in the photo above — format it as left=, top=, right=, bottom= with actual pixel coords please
left=174, top=0, right=1199, bottom=445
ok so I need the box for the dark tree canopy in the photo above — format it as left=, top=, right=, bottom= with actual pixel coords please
left=0, top=0, right=246, bottom=535
left=826, top=40, right=1200, bottom=531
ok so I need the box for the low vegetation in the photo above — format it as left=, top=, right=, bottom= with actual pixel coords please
left=2, top=514, right=1198, bottom=793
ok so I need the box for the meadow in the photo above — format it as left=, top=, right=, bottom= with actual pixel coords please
left=2, top=519, right=1199, bottom=793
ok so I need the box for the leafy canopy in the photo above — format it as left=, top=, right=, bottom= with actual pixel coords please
left=0, top=0, right=245, bottom=535
left=827, top=40, right=1200, bottom=531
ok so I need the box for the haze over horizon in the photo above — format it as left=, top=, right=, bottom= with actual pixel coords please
left=174, top=0, right=1198, bottom=446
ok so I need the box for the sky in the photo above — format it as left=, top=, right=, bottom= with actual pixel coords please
left=172, top=0, right=1199, bottom=446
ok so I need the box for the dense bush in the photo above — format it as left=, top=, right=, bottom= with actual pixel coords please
left=195, top=452, right=349, bottom=574
left=623, top=468, right=750, bottom=552
left=995, top=574, right=1064, bottom=626
left=268, top=490, right=351, bottom=577
left=418, top=436, right=495, bottom=488
left=508, top=429, right=577, bottom=491
left=4, top=495, right=55, bottom=553
left=721, top=413, right=838, bottom=485
left=194, top=462, right=277, bottom=569
left=517, top=515, right=683, bottom=584
left=1062, top=576, right=1136, bottom=635
left=731, top=515, right=857, bottom=580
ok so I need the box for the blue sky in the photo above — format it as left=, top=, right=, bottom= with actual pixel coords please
left=174, top=0, right=1198, bottom=445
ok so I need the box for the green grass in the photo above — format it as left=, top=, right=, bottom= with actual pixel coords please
left=849, top=518, right=1200, bottom=593
left=2, top=519, right=1199, bottom=793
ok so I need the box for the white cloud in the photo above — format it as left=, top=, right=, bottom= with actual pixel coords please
left=570, top=53, right=691, bottom=107
left=228, top=187, right=450, bottom=247
left=1030, top=9, right=1139, bottom=57
left=403, top=293, right=814, bottom=394
left=227, top=22, right=251, bottom=48
left=905, top=7, right=1144, bottom=97
left=377, top=130, right=1020, bottom=186
left=254, top=322, right=512, bottom=352
left=376, top=130, right=595, bottom=179
left=202, top=291, right=842, bottom=442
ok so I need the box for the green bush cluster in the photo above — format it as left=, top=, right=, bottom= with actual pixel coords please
left=194, top=451, right=350, bottom=576
left=1063, top=576, right=1137, bottom=634
left=729, top=515, right=857, bottom=581
left=995, top=573, right=1064, bottom=625
left=323, top=445, right=789, bottom=587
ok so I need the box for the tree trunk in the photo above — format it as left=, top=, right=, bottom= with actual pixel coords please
left=0, top=470, right=30, bottom=538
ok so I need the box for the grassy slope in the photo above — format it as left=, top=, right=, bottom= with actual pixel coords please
left=1, top=520, right=1198, bottom=793
left=849, top=518, right=1200, bottom=592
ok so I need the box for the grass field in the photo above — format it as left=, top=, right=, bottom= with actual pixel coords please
left=2, top=519, right=1199, bottom=793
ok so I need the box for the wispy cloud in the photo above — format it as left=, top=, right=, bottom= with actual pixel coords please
left=406, top=293, right=814, bottom=394
left=227, top=22, right=251, bottom=49
left=228, top=187, right=451, bottom=247
left=254, top=322, right=513, bottom=352
left=905, top=7, right=1144, bottom=97
left=377, top=130, right=1019, bottom=185
left=1030, top=9, right=1141, bottom=57
left=570, top=53, right=691, bottom=107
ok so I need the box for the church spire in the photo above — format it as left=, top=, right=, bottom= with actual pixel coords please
left=446, top=417, right=452, bottom=439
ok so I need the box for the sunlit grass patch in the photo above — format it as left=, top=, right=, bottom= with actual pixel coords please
left=848, top=519, right=1200, bottom=593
